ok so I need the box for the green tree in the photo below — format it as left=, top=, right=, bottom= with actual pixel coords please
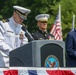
left=60, top=0, right=76, bottom=40
left=0, top=0, right=76, bottom=41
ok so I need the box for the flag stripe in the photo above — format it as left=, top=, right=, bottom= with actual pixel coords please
left=3, top=70, right=18, bottom=75
left=28, top=70, right=37, bottom=75
left=18, top=70, right=29, bottom=75
left=0, top=71, right=4, bottom=75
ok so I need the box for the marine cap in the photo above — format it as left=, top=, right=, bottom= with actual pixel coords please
left=13, top=5, right=31, bottom=20
left=35, top=14, right=50, bottom=22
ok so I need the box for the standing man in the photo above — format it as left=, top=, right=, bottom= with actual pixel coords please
left=32, top=14, right=54, bottom=40
left=0, top=5, right=31, bottom=67
left=66, top=29, right=76, bottom=67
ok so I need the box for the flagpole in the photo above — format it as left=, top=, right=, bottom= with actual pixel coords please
left=59, top=4, right=61, bottom=26
left=72, top=14, right=75, bottom=31
left=59, top=4, right=63, bottom=41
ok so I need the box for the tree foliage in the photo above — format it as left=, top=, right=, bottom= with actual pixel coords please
left=0, top=0, right=76, bottom=41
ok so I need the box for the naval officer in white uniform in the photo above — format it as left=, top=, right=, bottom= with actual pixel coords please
left=0, top=5, right=31, bottom=67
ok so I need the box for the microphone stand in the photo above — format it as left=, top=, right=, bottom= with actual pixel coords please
left=22, top=26, right=34, bottom=42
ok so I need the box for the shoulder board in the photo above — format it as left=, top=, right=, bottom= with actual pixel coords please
left=2, top=19, right=9, bottom=23
left=22, top=23, right=26, bottom=26
left=22, top=23, right=25, bottom=26
left=32, top=31, right=38, bottom=34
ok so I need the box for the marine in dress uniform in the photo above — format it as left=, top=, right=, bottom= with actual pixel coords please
left=66, top=29, right=76, bottom=67
left=0, top=6, right=31, bottom=67
left=32, top=14, right=54, bottom=40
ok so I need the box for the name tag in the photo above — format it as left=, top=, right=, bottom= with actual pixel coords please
left=7, top=30, right=13, bottom=33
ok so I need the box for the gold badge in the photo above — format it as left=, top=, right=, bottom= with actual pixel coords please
left=39, top=38, right=43, bottom=40
left=48, top=36, right=54, bottom=40
left=19, top=32, right=24, bottom=39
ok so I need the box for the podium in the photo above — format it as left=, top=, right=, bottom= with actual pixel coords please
left=10, top=40, right=66, bottom=67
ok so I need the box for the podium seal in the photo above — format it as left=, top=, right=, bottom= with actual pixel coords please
left=44, top=55, right=60, bottom=67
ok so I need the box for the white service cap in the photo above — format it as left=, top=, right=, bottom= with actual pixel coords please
left=13, top=5, right=31, bottom=20
left=35, top=14, right=50, bottom=22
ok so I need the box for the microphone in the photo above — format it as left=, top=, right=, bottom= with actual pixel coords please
left=22, top=26, right=34, bottom=42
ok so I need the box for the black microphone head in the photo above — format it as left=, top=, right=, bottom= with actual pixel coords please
left=22, top=25, right=34, bottom=42
left=22, top=26, right=26, bottom=31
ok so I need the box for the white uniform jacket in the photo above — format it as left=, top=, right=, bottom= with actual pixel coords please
left=0, top=17, right=28, bottom=67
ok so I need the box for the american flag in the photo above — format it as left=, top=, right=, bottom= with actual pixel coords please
left=50, top=5, right=63, bottom=41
